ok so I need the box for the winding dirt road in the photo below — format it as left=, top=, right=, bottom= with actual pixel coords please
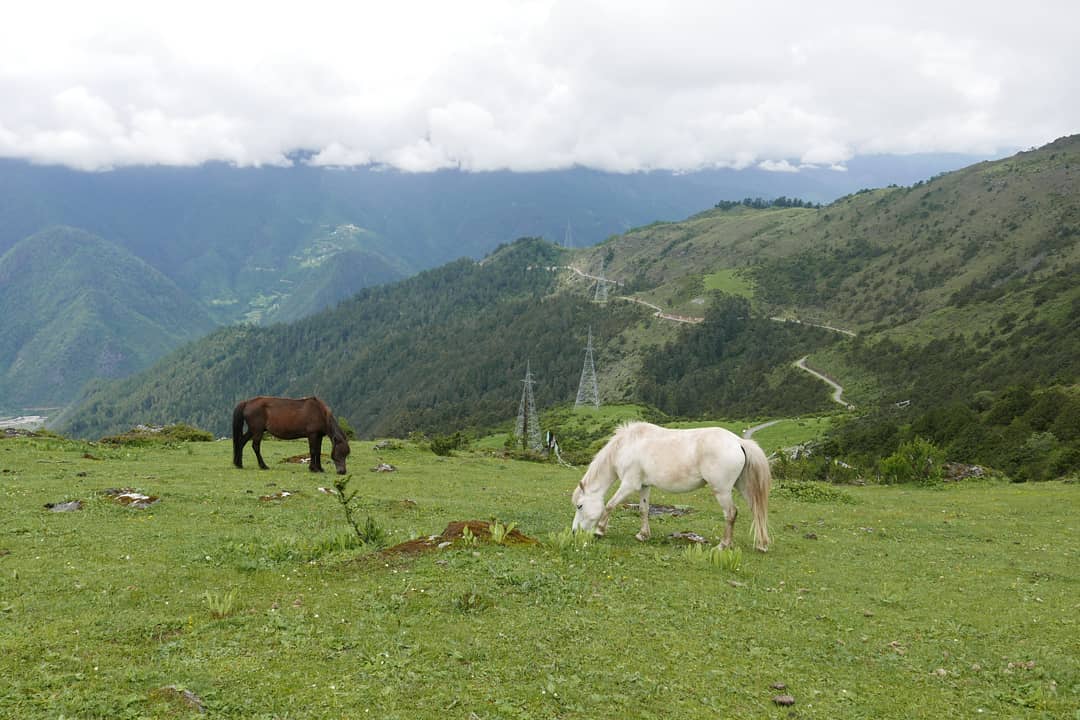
left=564, top=265, right=855, bottom=410
left=795, top=356, right=853, bottom=409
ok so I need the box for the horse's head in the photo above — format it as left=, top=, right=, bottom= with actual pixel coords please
left=331, top=438, right=351, bottom=474
left=571, top=482, right=604, bottom=533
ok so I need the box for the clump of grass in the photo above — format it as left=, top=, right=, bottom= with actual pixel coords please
left=546, top=526, right=592, bottom=553
left=453, top=590, right=492, bottom=614
left=683, top=544, right=742, bottom=571
left=203, top=588, right=239, bottom=618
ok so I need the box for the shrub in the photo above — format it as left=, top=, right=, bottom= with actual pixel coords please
left=431, top=431, right=468, bottom=456
left=878, top=437, right=944, bottom=485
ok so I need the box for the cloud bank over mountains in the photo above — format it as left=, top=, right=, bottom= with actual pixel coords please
left=1, top=0, right=1075, bottom=172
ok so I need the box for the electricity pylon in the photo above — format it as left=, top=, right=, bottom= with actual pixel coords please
left=593, top=260, right=609, bottom=303
left=515, top=361, right=542, bottom=451
left=575, top=327, right=600, bottom=409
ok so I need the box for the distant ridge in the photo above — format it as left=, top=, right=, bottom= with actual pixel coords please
left=0, top=226, right=216, bottom=407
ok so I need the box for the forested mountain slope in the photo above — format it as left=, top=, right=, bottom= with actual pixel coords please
left=55, top=238, right=836, bottom=439
left=0, top=227, right=216, bottom=406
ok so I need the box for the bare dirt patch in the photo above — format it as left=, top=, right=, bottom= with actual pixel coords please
left=382, top=520, right=538, bottom=556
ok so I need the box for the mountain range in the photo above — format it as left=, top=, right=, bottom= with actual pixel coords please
left=53, top=136, right=1079, bottom=479
left=0, top=151, right=998, bottom=413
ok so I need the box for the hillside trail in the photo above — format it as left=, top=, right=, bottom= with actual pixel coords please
left=795, top=356, right=853, bottom=409
left=564, top=264, right=857, bottom=414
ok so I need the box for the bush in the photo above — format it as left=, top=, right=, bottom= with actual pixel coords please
left=431, top=431, right=469, bottom=456
left=100, top=423, right=214, bottom=445
left=878, top=437, right=943, bottom=485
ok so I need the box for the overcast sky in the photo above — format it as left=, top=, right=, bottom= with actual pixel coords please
left=1, top=0, right=1076, bottom=172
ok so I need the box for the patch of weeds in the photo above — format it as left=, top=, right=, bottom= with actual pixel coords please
left=547, top=527, right=593, bottom=553
left=683, top=544, right=742, bottom=571
left=204, top=588, right=239, bottom=618
left=223, top=529, right=367, bottom=567
left=453, top=589, right=492, bottom=614
left=776, top=480, right=857, bottom=504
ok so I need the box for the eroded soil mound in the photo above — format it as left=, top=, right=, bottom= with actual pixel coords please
left=383, top=519, right=538, bottom=556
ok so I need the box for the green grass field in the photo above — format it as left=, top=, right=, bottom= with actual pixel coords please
left=702, top=268, right=755, bottom=298
left=1, top=435, right=1077, bottom=719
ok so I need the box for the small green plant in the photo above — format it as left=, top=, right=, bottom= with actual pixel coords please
left=683, top=544, right=742, bottom=571
left=332, top=475, right=389, bottom=548
left=459, top=525, right=479, bottom=547
left=203, top=588, right=238, bottom=618
left=489, top=519, right=518, bottom=545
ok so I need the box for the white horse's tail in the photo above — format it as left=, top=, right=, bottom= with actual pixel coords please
left=737, top=438, right=772, bottom=552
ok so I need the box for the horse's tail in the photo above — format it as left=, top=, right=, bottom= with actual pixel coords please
left=737, top=437, right=772, bottom=552
left=232, top=401, right=247, bottom=468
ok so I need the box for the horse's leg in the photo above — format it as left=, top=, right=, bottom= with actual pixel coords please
left=713, top=487, right=738, bottom=549
left=235, top=430, right=252, bottom=468
left=596, top=480, right=640, bottom=537
left=252, top=431, right=270, bottom=470
left=635, top=486, right=652, bottom=542
left=308, top=434, right=324, bottom=472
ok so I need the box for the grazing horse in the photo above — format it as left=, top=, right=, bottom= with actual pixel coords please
left=571, top=421, right=772, bottom=551
left=232, top=396, right=351, bottom=474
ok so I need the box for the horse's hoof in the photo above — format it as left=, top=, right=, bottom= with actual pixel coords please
left=634, top=532, right=650, bottom=542
left=593, top=531, right=605, bottom=539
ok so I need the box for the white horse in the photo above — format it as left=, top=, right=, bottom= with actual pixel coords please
left=571, top=421, right=772, bottom=551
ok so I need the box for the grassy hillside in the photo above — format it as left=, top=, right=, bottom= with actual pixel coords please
left=0, top=227, right=216, bottom=409
left=1, top=435, right=1076, bottom=718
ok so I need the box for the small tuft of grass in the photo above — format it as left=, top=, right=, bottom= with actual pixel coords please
left=683, top=543, right=742, bottom=571
left=203, top=588, right=239, bottom=618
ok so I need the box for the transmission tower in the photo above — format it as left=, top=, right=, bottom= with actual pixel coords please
left=515, top=361, right=543, bottom=451
left=575, top=327, right=601, bottom=409
left=564, top=220, right=574, bottom=249
left=593, top=260, right=609, bottom=304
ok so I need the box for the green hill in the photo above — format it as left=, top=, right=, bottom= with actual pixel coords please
left=0, top=227, right=217, bottom=408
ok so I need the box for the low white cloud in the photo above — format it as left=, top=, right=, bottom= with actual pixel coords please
left=0, top=0, right=1076, bottom=172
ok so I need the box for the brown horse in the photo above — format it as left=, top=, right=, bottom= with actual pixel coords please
left=232, top=396, right=351, bottom=474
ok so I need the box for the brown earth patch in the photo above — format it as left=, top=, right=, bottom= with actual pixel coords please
left=382, top=519, right=538, bottom=556
left=281, top=454, right=310, bottom=464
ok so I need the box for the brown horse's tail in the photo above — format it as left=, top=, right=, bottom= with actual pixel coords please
left=232, top=401, right=247, bottom=468
left=737, top=438, right=772, bottom=552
